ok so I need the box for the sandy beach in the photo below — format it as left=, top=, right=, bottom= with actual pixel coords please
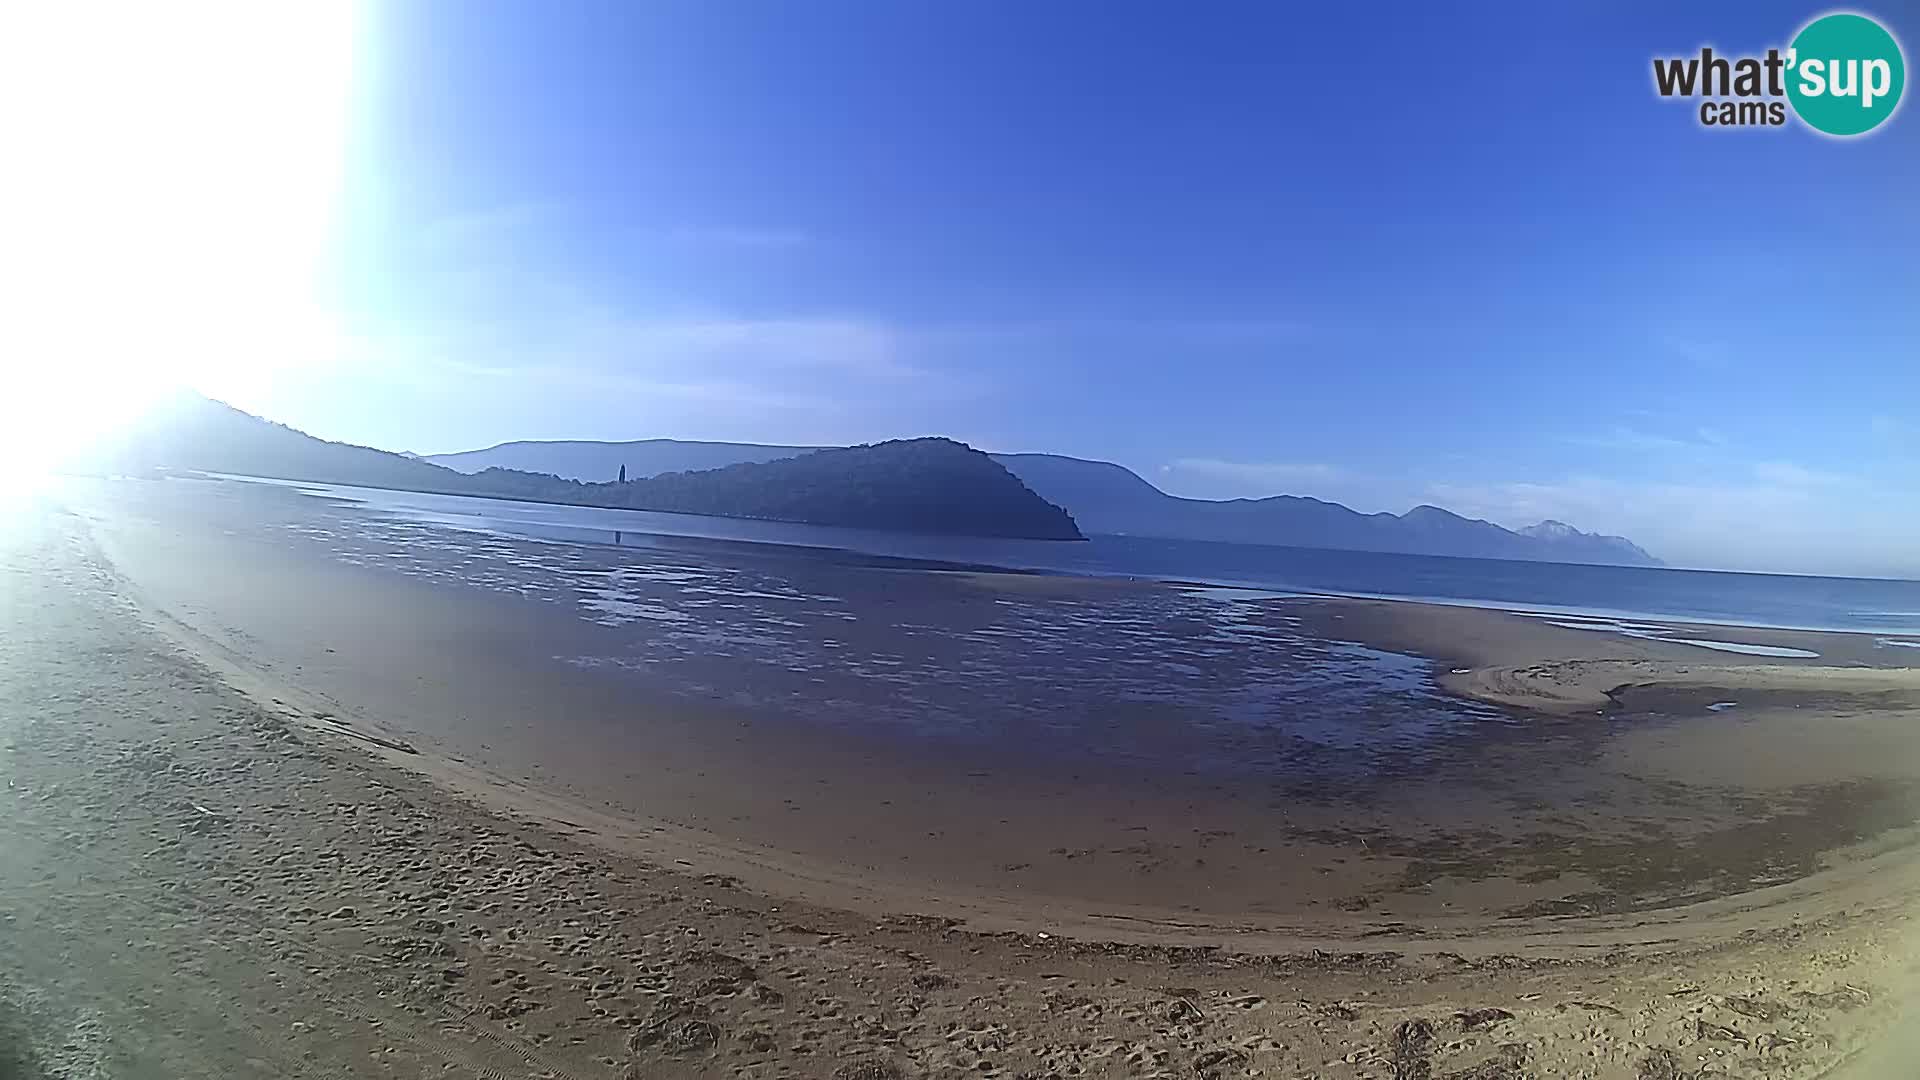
left=6, top=479, right=1920, bottom=1078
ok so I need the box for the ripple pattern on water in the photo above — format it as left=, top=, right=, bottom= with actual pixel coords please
left=278, top=505, right=1511, bottom=780
left=1521, top=613, right=1824, bottom=659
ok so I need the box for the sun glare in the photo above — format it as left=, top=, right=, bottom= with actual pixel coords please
left=0, top=2, right=358, bottom=483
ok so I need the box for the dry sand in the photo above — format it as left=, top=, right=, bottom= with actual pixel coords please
left=4, top=489, right=1920, bottom=1077
left=62, top=476, right=1920, bottom=941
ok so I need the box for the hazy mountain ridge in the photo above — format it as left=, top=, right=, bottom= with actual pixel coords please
left=998, top=453, right=1657, bottom=565
left=450, top=440, right=1082, bottom=540
left=425, top=438, right=820, bottom=479
left=88, top=394, right=471, bottom=492
left=80, top=396, right=1083, bottom=541
left=434, top=437, right=1658, bottom=566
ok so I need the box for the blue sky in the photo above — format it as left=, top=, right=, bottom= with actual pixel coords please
left=224, top=1, right=1918, bottom=576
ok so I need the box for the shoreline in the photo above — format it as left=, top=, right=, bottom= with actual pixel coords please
left=189, top=468, right=1094, bottom=543
left=1081, top=574, right=1920, bottom=642
left=216, top=470, right=1920, bottom=638
left=111, top=571, right=1920, bottom=955
left=11, top=487, right=1920, bottom=1077
left=64, top=476, right=1920, bottom=954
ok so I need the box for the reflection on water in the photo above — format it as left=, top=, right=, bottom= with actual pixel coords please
left=220, top=472, right=1920, bottom=635
left=1667, top=639, right=1820, bottom=659
left=276, top=492, right=1511, bottom=782
left=1520, top=612, right=1825, bottom=658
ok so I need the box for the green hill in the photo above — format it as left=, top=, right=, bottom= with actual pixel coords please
left=76, top=394, right=1083, bottom=541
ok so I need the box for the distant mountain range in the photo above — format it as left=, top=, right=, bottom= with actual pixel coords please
left=425, top=438, right=825, bottom=478
left=97, top=393, right=467, bottom=491
left=458, top=440, right=1081, bottom=540
left=78, top=395, right=1083, bottom=541
left=427, top=438, right=1658, bottom=566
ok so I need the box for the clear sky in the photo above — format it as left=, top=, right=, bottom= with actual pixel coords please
left=205, top=1, right=1916, bottom=577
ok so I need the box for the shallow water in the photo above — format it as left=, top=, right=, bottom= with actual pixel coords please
left=238, top=477, right=1513, bottom=782
left=1526, top=613, right=1828, bottom=658
left=219, top=473, right=1920, bottom=635
left=72, top=474, right=1920, bottom=924
left=1668, top=638, right=1821, bottom=658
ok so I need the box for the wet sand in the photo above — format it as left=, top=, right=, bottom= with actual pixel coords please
left=6, top=487, right=1920, bottom=1078
left=50, top=475, right=1920, bottom=944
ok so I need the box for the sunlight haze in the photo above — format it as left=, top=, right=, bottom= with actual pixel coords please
left=6, top=2, right=1914, bottom=577
left=1, top=2, right=356, bottom=475
left=4, top=7, right=1919, bottom=1079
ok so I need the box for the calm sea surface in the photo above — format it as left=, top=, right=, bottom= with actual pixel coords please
left=240, top=476, right=1920, bottom=637
left=111, top=474, right=1913, bottom=786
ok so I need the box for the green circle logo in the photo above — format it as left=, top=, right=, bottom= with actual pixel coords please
left=1787, top=12, right=1906, bottom=136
